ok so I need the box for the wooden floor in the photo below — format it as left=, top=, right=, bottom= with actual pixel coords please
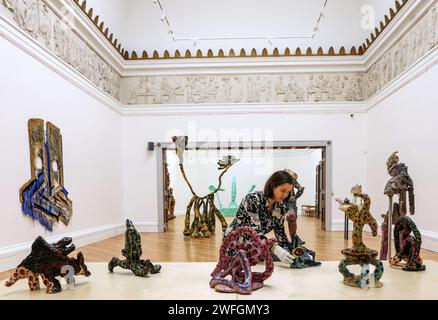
left=2, top=216, right=438, bottom=280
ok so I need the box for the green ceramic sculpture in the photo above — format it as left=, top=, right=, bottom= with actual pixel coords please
left=211, top=177, right=256, bottom=217
left=108, top=219, right=161, bottom=277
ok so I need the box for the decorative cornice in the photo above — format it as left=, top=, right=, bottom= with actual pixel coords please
left=0, top=10, right=123, bottom=114
left=366, top=1, right=438, bottom=99
left=0, top=0, right=121, bottom=100
left=1, top=0, right=437, bottom=115
left=72, top=0, right=409, bottom=60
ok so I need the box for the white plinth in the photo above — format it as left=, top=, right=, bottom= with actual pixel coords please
left=1, top=261, right=437, bottom=300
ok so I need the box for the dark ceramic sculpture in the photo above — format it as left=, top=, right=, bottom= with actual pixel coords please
left=108, top=219, right=161, bottom=277
left=5, top=236, right=90, bottom=294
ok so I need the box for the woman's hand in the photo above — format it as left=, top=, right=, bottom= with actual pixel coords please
left=271, top=244, right=294, bottom=264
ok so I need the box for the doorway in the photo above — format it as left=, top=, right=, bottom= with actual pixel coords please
left=155, top=141, right=331, bottom=233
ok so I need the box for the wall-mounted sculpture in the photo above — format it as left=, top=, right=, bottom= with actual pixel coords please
left=172, top=136, right=239, bottom=238
left=108, top=219, right=161, bottom=277
left=389, top=215, right=426, bottom=272
left=19, top=119, right=72, bottom=231
left=5, top=236, right=90, bottom=294
left=210, top=226, right=276, bottom=294
left=381, top=152, right=415, bottom=260
left=335, top=190, right=384, bottom=288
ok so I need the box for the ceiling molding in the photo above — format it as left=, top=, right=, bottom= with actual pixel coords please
left=121, top=101, right=368, bottom=116
left=362, top=0, right=437, bottom=70
left=59, top=0, right=125, bottom=74
left=0, top=13, right=123, bottom=115
left=1, top=0, right=437, bottom=117
left=366, top=43, right=438, bottom=111
left=121, top=56, right=366, bottom=77
left=72, top=0, right=409, bottom=61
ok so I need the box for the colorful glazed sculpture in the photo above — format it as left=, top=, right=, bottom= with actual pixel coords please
left=210, top=226, right=276, bottom=294
left=335, top=189, right=384, bottom=288
left=19, top=119, right=72, bottom=231
left=211, top=177, right=256, bottom=217
left=108, top=219, right=161, bottom=277
left=389, top=215, right=426, bottom=271
left=381, top=151, right=415, bottom=260
left=172, top=136, right=239, bottom=238
left=5, top=236, right=90, bottom=294
left=380, top=213, right=389, bottom=260
left=164, top=162, right=176, bottom=221
left=284, top=169, right=321, bottom=269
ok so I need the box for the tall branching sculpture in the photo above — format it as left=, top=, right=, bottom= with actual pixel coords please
left=172, top=136, right=239, bottom=238
left=381, top=151, right=415, bottom=260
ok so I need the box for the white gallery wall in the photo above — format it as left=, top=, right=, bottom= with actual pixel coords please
left=0, top=37, right=124, bottom=269
left=167, top=149, right=321, bottom=217
left=122, top=112, right=367, bottom=231
left=366, top=61, right=438, bottom=251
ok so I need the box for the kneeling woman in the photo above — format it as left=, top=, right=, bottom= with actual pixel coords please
left=224, top=170, right=297, bottom=264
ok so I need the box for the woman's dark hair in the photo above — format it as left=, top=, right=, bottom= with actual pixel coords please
left=264, top=170, right=294, bottom=202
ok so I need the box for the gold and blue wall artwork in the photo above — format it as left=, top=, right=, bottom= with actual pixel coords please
left=19, top=119, right=72, bottom=231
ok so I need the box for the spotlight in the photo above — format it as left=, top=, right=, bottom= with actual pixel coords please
left=160, top=13, right=166, bottom=21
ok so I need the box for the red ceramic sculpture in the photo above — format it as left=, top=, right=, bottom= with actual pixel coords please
left=210, top=226, right=276, bottom=294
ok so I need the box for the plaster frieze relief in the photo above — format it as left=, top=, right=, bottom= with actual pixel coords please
left=366, top=2, right=438, bottom=98
left=1, top=0, right=121, bottom=100
left=125, top=73, right=365, bottom=105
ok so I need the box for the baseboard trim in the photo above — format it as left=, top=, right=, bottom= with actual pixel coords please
left=174, top=210, right=186, bottom=217
left=130, top=221, right=160, bottom=233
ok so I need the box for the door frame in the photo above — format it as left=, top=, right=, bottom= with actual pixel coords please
left=154, top=140, right=332, bottom=232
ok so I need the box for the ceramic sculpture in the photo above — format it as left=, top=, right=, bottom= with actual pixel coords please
left=210, top=226, right=276, bottom=294
left=336, top=189, right=384, bottom=288
left=284, top=169, right=321, bottom=269
left=172, top=136, right=239, bottom=238
left=108, top=219, right=161, bottom=277
left=19, top=119, right=72, bottom=231
left=211, top=177, right=256, bottom=217
left=381, top=151, right=415, bottom=260
left=389, top=215, right=426, bottom=271
left=5, top=236, right=90, bottom=294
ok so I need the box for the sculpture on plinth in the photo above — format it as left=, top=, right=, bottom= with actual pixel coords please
left=389, top=215, right=426, bottom=272
left=173, top=136, right=239, bottom=238
left=108, top=219, right=161, bottom=277
left=381, top=151, right=415, bottom=260
left=284, top=169, right=321, bottom=269
left=335, top=189, right=384, bottom=288
left=5, top=236, right=90, bottom=294
left=210, top=227, right=276, bottom=294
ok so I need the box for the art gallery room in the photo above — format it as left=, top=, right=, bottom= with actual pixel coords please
left=1, top=0, right=438, bottom=304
